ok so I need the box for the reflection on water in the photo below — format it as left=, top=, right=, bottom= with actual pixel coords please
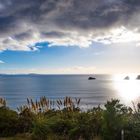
left=113, top=75, right=140, bottom=105
left=0, top=75, right=139, bottom=109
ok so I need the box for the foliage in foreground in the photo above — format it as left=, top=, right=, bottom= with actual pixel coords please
left=0, top=97, right=140, bottom=140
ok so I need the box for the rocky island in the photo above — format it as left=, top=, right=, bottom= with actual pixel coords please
left=124, top=76, right=130, bottom=80
left=88, top=77, right=96, bottom=80
left=136, top=75, right=140, bottom=80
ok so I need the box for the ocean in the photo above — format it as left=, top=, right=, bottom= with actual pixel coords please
left=0, top=74, right=140, bottom=109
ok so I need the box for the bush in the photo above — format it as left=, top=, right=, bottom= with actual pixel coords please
left=124, top=118, right=140, bottom=140
left=47, top=117, right=74, bottom=136
left=0, top=98, right=139, bottom=140
left=101, top=99, right=130, bottom=140
left=69, top=112, right=94, bottom=140
left=0, top=107, right=19, bottom=137
left=31, top=116, right=50, bottom=140
left=18, top=108, right=34, bottom=133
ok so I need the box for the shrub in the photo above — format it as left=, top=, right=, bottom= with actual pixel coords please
left=0, top=97, right=139, bottom=140
left=0, top=107, right=19, bottom=137
left=69, top=112, right=94, bottom=140
left=124, top=117, right=140, bottom=140
left=18, top=108, right=34, bottom=133
left=47, top=117, right=74, bottom=136
left=31, top=116, right=50, bottom=140
left=101, top=99, right=130, bottom=140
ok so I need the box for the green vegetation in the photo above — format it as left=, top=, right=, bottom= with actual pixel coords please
left=0, top=97, right=140, bottom=140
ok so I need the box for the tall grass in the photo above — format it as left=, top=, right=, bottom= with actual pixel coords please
left=0, top=97, right=6, bottom=107
left=17, top=97, right=81, bottom=114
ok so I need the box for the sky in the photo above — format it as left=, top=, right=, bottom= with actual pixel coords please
left=0, top=0, right=140, bottom=74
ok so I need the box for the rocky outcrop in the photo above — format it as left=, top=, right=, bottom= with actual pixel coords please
left=124, top=76, right=130, bottom=80
left=136, top=75, right=140, bottom=80
left=88, top=77, right=96, bottom=80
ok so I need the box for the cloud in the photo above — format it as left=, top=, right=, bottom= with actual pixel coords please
left=93, top=51, right=104, bottom=56
left=0, top=60, right=4, bottom=64
left=0, top=66, right=96, bottom=74
left=0, top=0, right=140, bottom=51
left=94, top=26, right=140, bottom=45
left=54, top=66, right=96, bottom=74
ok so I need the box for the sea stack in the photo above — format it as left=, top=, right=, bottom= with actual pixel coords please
left=124, top=76, right=130, bottom=80
left=88, top=77, right=96, bottom=80
left=136, top=75, right=140, bottom=80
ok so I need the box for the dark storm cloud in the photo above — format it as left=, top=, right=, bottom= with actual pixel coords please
left=1, top=0, right=139, bottom=31
left=40, top=31, right=69, bottom=38
left=0, top=0, right=140, bottom=50
left=13, top=30, right=34, bottom=41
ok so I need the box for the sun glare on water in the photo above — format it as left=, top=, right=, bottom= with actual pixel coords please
left=113, top=74, right=140, bottom=102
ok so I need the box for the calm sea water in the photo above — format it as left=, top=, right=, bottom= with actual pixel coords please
left=0, top=74, right=140, bottom=109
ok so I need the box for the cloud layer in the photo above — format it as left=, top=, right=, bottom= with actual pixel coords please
left=0, top=66, right=96, bottom=74
left=0, top=0, right=140, bottom=51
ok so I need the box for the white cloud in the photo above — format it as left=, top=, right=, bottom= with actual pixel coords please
left=55, top=66, right=96, bottom=74
left=0, top=66, right=96, bottom=74
left=93, top=51, right=104, bottom=56
left=1, top=26, right=140, bottom=52
left=0, top=60, right=5, bottom=64
left=94, top=26, right=140, bottom=45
